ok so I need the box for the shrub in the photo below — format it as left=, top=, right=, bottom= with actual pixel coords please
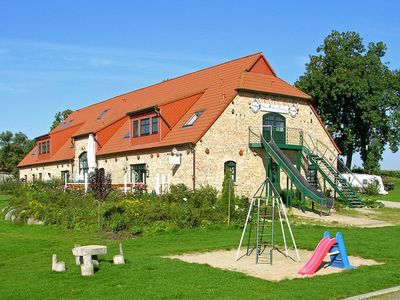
left=365, top=180, right=380, bottom=196
left=361, top=197, right=384, bottom=208
left=0, top=179, right=22, bottom=194
left=219, top=170, right=236, bottom=224
left=376, top=170, right=400, bottom=178
left=2, top=181, right=245, bottom=235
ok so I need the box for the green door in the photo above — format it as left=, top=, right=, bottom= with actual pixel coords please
left=262, top=113, right=286, bottom=144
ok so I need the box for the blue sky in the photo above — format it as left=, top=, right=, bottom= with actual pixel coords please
left=0, top=0, right=399, bottom=169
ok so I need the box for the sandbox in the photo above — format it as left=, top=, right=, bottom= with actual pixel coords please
left=166, top=248, right=380, bottom=281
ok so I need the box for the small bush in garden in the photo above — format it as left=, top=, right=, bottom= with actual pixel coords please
left=220, top=170, right=236, bottom=224
left=0, top=179, right=22, bottom=194
left=361, top=197, right=384, bottom=208
left=333, top=196, right=348, bottom=211
left=143, top=220, right=178, bottom=235
left=365, top=180, right=380, bottom=196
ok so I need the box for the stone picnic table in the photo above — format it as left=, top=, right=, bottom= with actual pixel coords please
left=72, top=245, right=107, bottom=276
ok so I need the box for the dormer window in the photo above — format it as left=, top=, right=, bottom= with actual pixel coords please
left=140, top=118, right=150, bottom=136
left=130, top=111, right=159, bottom=138
left=152, top=116, right=159, bottom=134
left=133, top=120, right=139, bottom=137
left=183, top=110, right=204, bottom=127
left=38, top=141, right=50, bottom=155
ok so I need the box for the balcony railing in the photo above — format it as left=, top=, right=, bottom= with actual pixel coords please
left=248, top=125, right=364, bottom=190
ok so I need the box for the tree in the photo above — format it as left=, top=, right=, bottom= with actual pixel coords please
left=0, top=131, right=35, bottom=176
left=296, top=30, right=400, bottom=172
left=50, top=109, right=73, bottom=130
left=220, top=169, right=236, bottom=225
left=89, top=168, right=112, bottom=231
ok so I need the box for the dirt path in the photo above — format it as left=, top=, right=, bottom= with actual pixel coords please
left=166, top=248, right=380, bottom=282
left=292, top=208, right=393, bottom=228
left=379, top=201, right=400, bottom=209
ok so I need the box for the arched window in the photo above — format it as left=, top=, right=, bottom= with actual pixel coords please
left=224, top=161, right=237, bottom=182
left=79, top=152, right=88, bottom=175
left=262, top=112, right=286, bottom=144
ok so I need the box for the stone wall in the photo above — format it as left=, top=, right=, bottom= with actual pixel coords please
left=96, top=146, right=194, bottom=193
left=194, top=92, right=339, bottom=196
left=19, top=162, right=73, bottom=182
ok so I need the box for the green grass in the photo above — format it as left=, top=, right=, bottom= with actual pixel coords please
left=1, top=194, right=400, bottom=299
left=363, top=177, right=400, bottom=202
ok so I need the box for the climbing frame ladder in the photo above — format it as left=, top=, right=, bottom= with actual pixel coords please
left=235, top=178, right=300, bottom=264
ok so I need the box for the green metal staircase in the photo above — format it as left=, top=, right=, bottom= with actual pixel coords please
left=308, top=154, right=363, bottom=208
left=248, top=125, right=364, bottom=209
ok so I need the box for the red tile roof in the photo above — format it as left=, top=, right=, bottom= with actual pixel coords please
left=19, top=53, right=317, bottom=167
left=238, top=72, right=311, bottom=99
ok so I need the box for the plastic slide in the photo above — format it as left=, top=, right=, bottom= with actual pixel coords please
left=298, top=237, right=337, bottom=275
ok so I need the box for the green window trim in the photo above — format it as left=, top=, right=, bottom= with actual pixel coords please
left=224, top=160, right=237, bottom=182
left=79, top=152, right=88, bottom=174
left=130, top=163, right=147, bottom=184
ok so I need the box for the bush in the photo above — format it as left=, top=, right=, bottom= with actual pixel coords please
left=2, top=181, right=247, bottom=235
left=0, top=180, right=23, bottom=194
left=376, top=170, right=400, bottom=178
left=361, top=197, right=384, bottom=208
left=365, top=180, right=380, bottom=196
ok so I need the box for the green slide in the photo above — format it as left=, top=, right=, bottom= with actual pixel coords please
left=262, top=138, right=334, bottom=209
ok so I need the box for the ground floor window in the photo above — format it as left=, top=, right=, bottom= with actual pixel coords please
left=38, top=173, right=42, bottom=181
left=130, top=164, right=147, bottom=184
left=224, top=161, right=237, bottom=182
left=79, top=152, right=88, bottom=175
left=61, top=171, right=70, bottom=183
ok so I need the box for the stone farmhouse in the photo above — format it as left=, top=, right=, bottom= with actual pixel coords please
left=18, top=53, right=341, bottom=198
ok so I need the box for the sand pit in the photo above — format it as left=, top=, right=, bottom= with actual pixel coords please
left=166, top=248, right=380, bottom=281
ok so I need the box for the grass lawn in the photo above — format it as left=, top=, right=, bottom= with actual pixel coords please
left=363, top=177, right=400, bottom=203
left=1, top=194, right=400, bottom=299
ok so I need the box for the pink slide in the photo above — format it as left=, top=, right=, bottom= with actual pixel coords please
left=298, top=237, right=337, bottom=275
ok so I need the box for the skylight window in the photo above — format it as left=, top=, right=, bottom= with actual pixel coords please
left=97, top=109, right=109, bottom=120
left=183, top=110, right=205, bottom=127
left=59, top=119, right=74, bottom=129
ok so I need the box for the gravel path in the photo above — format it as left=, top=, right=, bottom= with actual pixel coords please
left=379, top=201, right=400, bottom=209
left=292, top=208, right=393, bottom=228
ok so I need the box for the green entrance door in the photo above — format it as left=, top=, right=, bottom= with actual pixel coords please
left=262, top=112, right=286, bottom=144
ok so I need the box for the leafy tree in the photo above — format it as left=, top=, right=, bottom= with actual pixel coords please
left=0, top=131, right=35, bottom=176
left=296, top=30, right=400, bottom=172
left=50, top=109, right=73, bottom=130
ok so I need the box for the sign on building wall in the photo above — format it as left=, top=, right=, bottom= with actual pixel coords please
left=250, top=99, right=297, bottom=118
